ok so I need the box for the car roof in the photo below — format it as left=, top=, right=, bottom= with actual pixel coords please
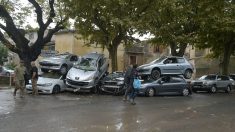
left=83, top=52, right=103, bottom=60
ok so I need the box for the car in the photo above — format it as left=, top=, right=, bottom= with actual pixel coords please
left=229, top=74, right=235, bottom=89
left=66, top=52, right=109, bottom=93
left=191, top=74, right=233, bottom=93
left=99, top=71, right=125, bottom=95
left=0, top=66, right=14, bottom=76
left=137, top=56, right=194, bottom=80
left=138, top=75, right=191, bottom=97
left=26, top=73, right=66, bottom=94
left=39, top=52, right=79, bottom=75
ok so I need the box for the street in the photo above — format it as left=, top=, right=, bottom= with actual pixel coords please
left=1, top=89, right=235, bottom=132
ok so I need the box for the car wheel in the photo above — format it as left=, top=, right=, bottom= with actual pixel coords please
left=6, top=72, right=10, bottom=76
left=210, top=86, right=217, bottom=93
left=60, top=65, right=67, bottom=75
left=184, top=69, right=193, bottom=79
left=182, top=88, right=190, bottom=96
left=151, top=69, right=161, bottom=80
left=225, top=85, right=231, bottom=93
left=52, top=85, right=60, bottom=94
left=146, top=88, right=155, bottom=97
left=41, top=68, right=49, bottom=73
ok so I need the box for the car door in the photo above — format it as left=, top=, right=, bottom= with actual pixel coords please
left=167, top=77, right=185, bottom=93
left=221, top=76, right=230, bottom=89
left=176, top=58, right=187, bottom=74
left=216, top=76, right=225, bottom=89
left=162, top=57, right=181, bottom=74
left=158, top=76, right=172, bottom=93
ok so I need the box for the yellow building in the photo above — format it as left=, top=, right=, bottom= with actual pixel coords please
left=54, top=30, right=125, bottom=72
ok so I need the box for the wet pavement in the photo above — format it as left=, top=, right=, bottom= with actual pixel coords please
left=1, top=89, right=235, bottom=132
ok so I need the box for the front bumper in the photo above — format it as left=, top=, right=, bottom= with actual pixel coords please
left=66, top=82, right=94, bottom=92
left=100, top=85, right=125, bottom=94
left=26, top=85, right=52, bottom=94
left=192, top=85, right=212, bottom=91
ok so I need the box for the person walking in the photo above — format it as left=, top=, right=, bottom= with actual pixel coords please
left=129, top=64, right=138, bottom=105
left=123, top=65, right=133, bottom=101
left=30, top=61, right=38, bottom=95
left=13, top=60, right=26, bottom=98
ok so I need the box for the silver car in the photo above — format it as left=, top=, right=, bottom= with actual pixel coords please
left=191, top=75, right=233, bottom=93
left=39, top=53, right=79, bottom=74
left=66, top=52, right=109, bottom=93
left=0, top=66, right=14, bottom=76
left=137, top=56, right=194, bottom=80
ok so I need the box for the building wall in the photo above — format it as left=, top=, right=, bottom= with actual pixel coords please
left=55, top=32, right=125, bottom=72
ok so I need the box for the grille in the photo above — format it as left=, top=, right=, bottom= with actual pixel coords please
left=39, top=62, right=60, bottom=66
left=194, top=82, right=203, bottom=86
left=67, top=79, right=89, bottom=86
left=104, top=81, right=117, bottom=85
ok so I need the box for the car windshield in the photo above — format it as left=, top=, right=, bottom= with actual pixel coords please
left=106, top=72, right=124, bottom=79
left=150, top=56, right=167, bottom=64
left=199, top=75, right=216, bottom=80
left=73, top=58, right=96, bottom=71
left=53, top=54, right=70, bottom=59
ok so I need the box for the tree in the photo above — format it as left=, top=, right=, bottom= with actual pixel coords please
left=0, top=43, right=8, bottom=65
left=195, top=0, right=235, bottom=75
left=63, top=0, right=154, bottom=71
left=0, top=0, right=68, bottom=70
left=142, top=0, right=199, bottom=57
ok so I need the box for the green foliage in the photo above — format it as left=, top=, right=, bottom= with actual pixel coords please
left=5, top=62, right=16, bottom=70
left=0, top=43, right=8, bottom=65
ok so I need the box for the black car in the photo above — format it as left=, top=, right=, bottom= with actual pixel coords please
left=139, top=75, right=191, bottom=97
left=99, top=72, right=126, bottom=95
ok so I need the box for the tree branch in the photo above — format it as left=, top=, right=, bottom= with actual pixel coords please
left=45, top=0, right=56, bottom=28
left=0, top=31, right=20, bottom=53
left=28, top=0, right=44, bottom=28
left=0, top=4, right=29, bottom=48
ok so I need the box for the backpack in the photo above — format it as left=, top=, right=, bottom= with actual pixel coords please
left=133, top=78, right=141, bottom=89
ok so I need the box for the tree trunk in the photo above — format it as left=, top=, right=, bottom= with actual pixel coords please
left=169, top=42, right=187, bottom=57
left=221, top=43, right=233, bottom=75
left=108, top=45, right=118, bottom=72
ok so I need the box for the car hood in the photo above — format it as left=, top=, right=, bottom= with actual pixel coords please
left=40, top=57, right=63, bottom=63
left=103, top=76, right=124, bottom=82
left=29, top=77, right=58, bottom=85
left=67, top=67, right=96, bottom=81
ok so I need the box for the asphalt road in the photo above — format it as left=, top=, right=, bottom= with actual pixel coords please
left=1, top=89, right=235, bottom=132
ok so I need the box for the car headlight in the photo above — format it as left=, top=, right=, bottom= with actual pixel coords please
left=83, top=76, right=95, bottom=81
left=41, top=83, right=53, bottom=87
left=117, top=81, right=124, bottom=85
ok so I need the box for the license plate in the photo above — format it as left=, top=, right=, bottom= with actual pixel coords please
left=73, top=88, right=80, bottom=92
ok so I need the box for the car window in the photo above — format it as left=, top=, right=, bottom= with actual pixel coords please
left=98, top=58, right=104, bottom=68
left=164, top=58, right=178, bottom=64
left=199, top=75, right=216, bottom=80
left=177, top=58, right=185, bottom=63
left=170, top=77, right=183, bottom=83
left=150, top=56, right=167, bottom=64
left=73, top=58, right=96, bottom=71
left=217, top=76, right=222, bottom=80
left=221, top=76, right=229, bottom=80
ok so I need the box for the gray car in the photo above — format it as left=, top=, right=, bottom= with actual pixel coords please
left=137, top=56, right=194, bottom=80
left=39, top=53, right=79, bottom=75
left=191, top=74, right=233, bottom=93
left=66, top=52, right=109, bottom=93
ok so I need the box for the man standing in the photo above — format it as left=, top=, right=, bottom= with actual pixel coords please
left=123, top=65, right=133, bottom=101
left=14, top=60, right=26, bottom=98
left=129, top=64, right=138, bottom=105
left=30, top=61, right=38, bottom=95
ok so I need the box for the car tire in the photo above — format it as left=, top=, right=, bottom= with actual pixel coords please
left=210, top=86, right=217, bottom=93
left=184, top=69, right=193, bottom=79
left=146, top=88, right=155, bottom=97
left=151, top=69, right=161, bottom=80
left=41, top=68, right=49, bottom=73
left=225, top=85, right=231, bottom=93
left=6, top=72, right=10, bottom=76
left=182, top=88, right=190, bottom=96
left=60, top=65, right=67, bottom=75
left=52, top=85, right=60, bottom=94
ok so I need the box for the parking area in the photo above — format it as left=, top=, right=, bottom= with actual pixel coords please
left=1, top=89, right=235, bottom=132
